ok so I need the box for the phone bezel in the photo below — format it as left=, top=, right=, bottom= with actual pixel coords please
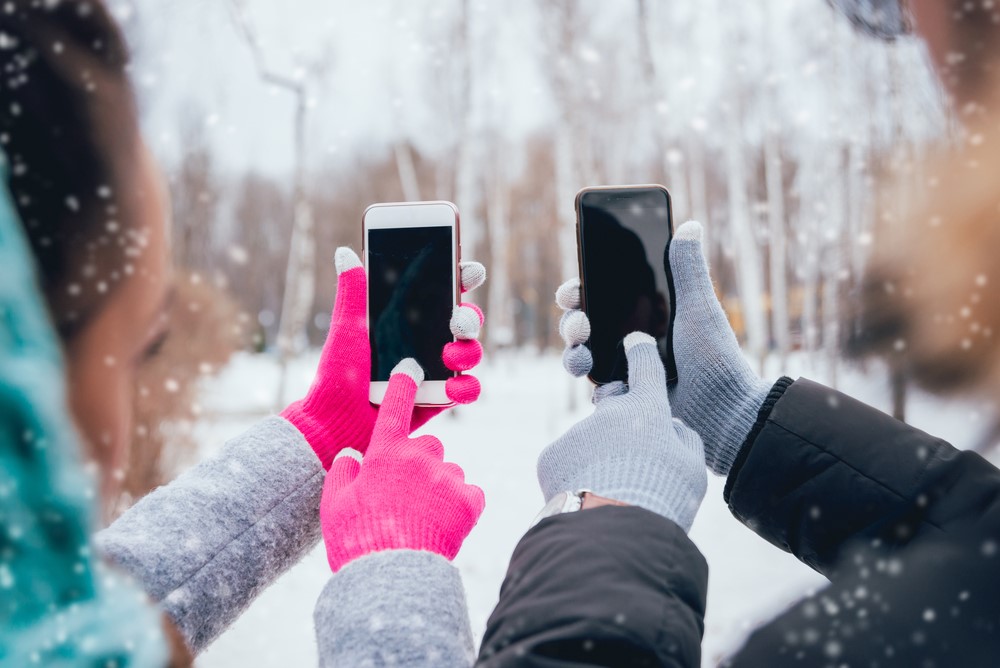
left=362, top=201, right=461, bottom=406
left=575, top=184, right=677, bottom=386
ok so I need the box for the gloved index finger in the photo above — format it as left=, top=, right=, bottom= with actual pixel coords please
left=372, top=358, right=424, bottom=442
left=555, top=278, right=581, bottom=311
left=330, top=247, right=367, bottom=327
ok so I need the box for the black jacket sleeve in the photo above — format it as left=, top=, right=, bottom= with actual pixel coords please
left=477, top=506, right=708, bottom=668
left=724, top=377, right=1000, bottom=666
left=726, top=377, right=1000, bottom=577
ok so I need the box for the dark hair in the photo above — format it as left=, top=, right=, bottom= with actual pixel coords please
left=0, top=0, right=141, bottom=340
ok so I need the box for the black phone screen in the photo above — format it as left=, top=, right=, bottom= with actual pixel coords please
left=578, top=187, right=676, bottom=385
left=367, top=226, right=454, bottom=382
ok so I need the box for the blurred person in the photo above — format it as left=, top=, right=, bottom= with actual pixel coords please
left=0, top=0, right=487, bottom=662
left=0, top=149, right=176, bottom=665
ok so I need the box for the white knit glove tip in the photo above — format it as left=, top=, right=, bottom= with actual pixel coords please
left=459, top=262, right=486, bottom=293
left=673, top=219, right=702, bottom=242
left=559, top=310, right=590, bottom=346
left=334, top=247, right=363, bottom=274
left=390, top=358, right=425, bottom=384
left=450, top=305, right=481, bottom=340
left=615, top=336, right=667, bottom=399
left=554, top=277, right=581, bottom=310
left=555, top=278, right=594, bottom=379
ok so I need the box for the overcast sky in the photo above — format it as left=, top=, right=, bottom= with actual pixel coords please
left=129, top=0, right=552, bottom=177
left=125, top=0, right=943, bottom=183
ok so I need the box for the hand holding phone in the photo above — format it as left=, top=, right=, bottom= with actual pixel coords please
left=558, top=218, right=774, bottom=478
left=364, top=201, right=482, bottom=406
left=279, top=209, right=485, bottom=468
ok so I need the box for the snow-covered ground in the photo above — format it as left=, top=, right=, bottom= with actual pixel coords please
left=193, top=350, right=996, bottom=667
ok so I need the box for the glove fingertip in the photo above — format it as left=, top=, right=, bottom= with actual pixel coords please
left=451, top=305, right=483, bottom=340
left=461, top=301, right=485, bottom=326
left=674, top=220, right=704, bottom=242
left=562, top=344, right=592, bottom=378
left=555, top=278, right=582, bottom=310
left=390, top=358, right=425, bottom=385
left=467, top=484, right=486, bottom=517
left=334, top=247, right=363, bottom=274
left=325, top=455, right=361, bottom=496
left=623, top=331, right=656, bottom=350
left=559, top=310, right=591, bottom=346
left=446, top=374, right=481, bottom=404
left=459, top=262, right=487, bottom=293
left=443, top=340, right=483, bottom=371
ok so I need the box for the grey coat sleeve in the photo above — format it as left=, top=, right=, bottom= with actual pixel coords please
left=313, top=550, right=476, bottom=668
left=96, top=416, right=325, bottom=654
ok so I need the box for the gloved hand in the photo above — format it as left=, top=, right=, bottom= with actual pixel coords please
left=537, top=332, right=707, bottom=531
left=556, top=220, right=771, bottom=477
left=282, top=247, right=485, bottom=468
left=320, top=359, right=485, bottom=573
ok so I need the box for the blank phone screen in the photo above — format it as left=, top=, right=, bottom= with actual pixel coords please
left=579, top=188, right=675, bottom=385
left=368, top=226, right=454, bottom=382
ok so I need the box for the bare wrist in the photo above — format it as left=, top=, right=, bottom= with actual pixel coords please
left=581, top=492, right=630, bottom=510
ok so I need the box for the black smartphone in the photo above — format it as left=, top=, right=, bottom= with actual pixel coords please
left=576, top=185, right=676, bottom=385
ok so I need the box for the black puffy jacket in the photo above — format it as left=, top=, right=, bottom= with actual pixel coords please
left=478, top=378, right=1000, bottom=667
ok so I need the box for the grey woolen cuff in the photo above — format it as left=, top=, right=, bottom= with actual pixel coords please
left=98, top=416, right=325, bottom=653
left=537, top=414, right=705, bottom=531
left=314, top=550, right=475, bottom=668
left=676, top=372, right=771, bottom=477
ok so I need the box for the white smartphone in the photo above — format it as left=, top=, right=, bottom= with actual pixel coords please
left=363, top=201, right=460, bottom=406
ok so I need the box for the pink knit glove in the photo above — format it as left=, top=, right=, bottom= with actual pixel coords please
left=281, top=247, right=486, bottom=468
left=320, top=359, right=486, bottom=572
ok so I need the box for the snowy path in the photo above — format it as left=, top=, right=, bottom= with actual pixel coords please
left=193, top=351, right=994, bottom=667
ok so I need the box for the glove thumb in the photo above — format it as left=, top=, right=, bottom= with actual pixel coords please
left=668, top=221, right=717, bottom=312
left=322, top=455, right=361, bottom=506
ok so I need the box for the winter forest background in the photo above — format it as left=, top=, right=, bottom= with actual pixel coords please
left=127, top=0, right=949, bottom=373
left=111, top=1, right=992, bottom=666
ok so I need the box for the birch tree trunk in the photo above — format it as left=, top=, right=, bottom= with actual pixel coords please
left=822, top=150, right=848, bottom=389
left=394, top=142, right=422, bottom=202
left=453, top=0, right=481, bottom=255
left=539, top=0, right=588, bottom=410
left=799, top=160, right=820, bottom=368
left=486, top=140, right=513, bottom=349
left=724, top=110, right=767, bottom=365
left=636, top=0, right=687, bottom=220
left=687, top=135, right=710, bottom=245
left=764, top=132, right=789, bottom=369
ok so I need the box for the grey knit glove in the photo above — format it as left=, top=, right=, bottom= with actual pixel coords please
left=556, top=220, right=772, bottom=477
left=538, top=332, right=707, bottom=531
